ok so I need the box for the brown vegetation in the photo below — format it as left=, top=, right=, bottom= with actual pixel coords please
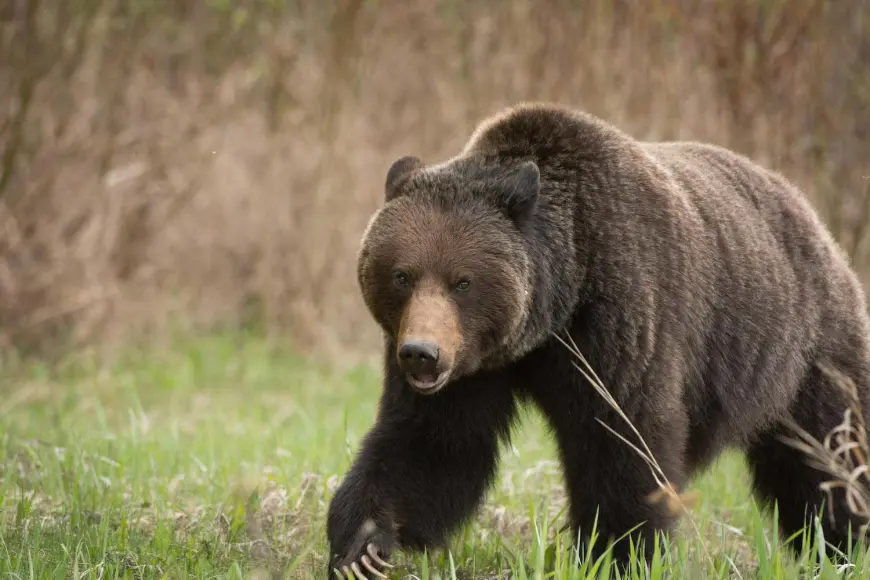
left=1, top=0, right=868, bottom=365
left=781, top=362, right=870, bottom=543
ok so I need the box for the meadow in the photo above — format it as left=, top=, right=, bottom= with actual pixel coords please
left=3, top=334, right=869, bottom=579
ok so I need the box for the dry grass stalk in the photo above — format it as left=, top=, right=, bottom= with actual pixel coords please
left=779, top=362, right=870, bottom=540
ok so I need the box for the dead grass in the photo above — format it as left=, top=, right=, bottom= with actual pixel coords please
left=781, top=362, right=870, bottom=542
left=1, top=0, right=869, bottom=365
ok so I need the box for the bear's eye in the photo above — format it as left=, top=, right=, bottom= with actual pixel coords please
left=393, top=271, right=410, bottom=288
left=455, top=279, right=471, bottom=292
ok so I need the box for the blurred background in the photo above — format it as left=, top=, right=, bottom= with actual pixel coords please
left=2, top=0, right=869, bottom=367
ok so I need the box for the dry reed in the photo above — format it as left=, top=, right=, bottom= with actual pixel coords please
left=780, top=362, right=870, bottom=542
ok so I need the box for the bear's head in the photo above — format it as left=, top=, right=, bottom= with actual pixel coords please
left=357, top=154, right=539, bottom=394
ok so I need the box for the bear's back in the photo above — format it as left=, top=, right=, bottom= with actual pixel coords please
left=643, top=139, right=870, bottom=428
left=643, top=139, right=859, bottom=305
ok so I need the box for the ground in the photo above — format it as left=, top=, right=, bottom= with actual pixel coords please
left=1, top=334, right=868, bottom=579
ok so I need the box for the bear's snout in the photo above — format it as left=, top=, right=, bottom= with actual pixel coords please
left=396, top=281, right=461, bottom=394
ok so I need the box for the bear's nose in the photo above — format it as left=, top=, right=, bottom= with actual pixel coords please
left=398, top=340, right=440, bottom=375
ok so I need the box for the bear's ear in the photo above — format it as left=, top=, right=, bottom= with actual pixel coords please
left=385, top=155, right=424, bottom=202
left=497, top=160, right=540, bottom=222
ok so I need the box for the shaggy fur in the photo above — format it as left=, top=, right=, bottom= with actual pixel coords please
left=325, top=102, right=870, bottom=576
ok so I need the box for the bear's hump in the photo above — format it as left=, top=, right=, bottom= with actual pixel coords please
left=461, top=102, right=628, bottom=163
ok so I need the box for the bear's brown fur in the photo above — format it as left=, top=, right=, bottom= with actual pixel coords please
left=326, top=102, right=870, bottom=576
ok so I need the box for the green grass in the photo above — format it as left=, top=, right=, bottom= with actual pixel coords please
left=1, top=334, right=869, bottom=579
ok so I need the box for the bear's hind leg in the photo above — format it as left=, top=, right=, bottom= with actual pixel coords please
left=746, top=429, right=865, bottom=555
left=746, top=364, right=870, bottom=557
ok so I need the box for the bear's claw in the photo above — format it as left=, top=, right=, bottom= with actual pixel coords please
left=334, top=542, right=393, bottom=579
left=366, top=542, right=393, bottom=568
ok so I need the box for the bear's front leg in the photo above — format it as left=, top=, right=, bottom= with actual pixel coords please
left=521, top=345, right=690, bottom=568
left=326, top=459, right=398, bottom=579
left=559, top=404, right=689, bottom=567
left=326, top=368, right=519, bottom=579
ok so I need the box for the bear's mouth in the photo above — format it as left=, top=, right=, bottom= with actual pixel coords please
left=406, top=371, right=448, bottom=394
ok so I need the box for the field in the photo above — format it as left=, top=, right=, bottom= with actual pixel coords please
left=3, top=335, right=869, bottom=579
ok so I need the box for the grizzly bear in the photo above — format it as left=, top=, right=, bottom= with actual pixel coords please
left=325, top=102, right=870, bottom=577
